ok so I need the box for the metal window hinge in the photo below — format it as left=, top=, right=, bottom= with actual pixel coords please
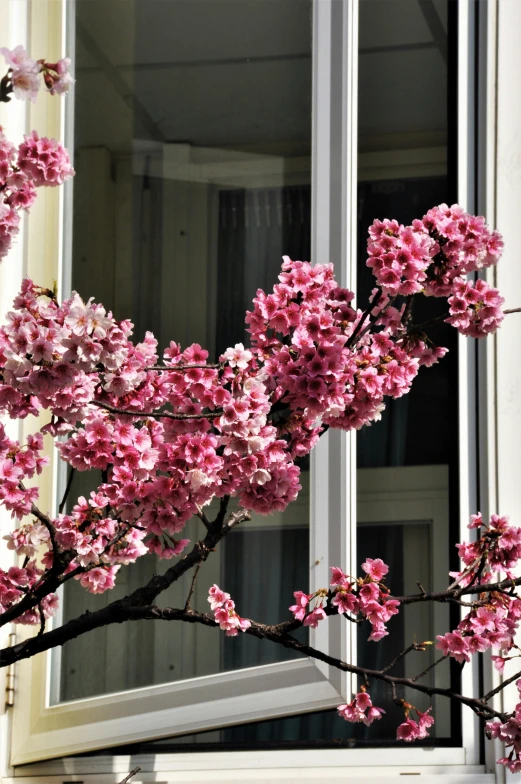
left=5, top=631, right=16, bottom=708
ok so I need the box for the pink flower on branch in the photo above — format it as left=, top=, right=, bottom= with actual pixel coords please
left=337, top=689, right=385, bottom=726
left=208, top=584, right=251, bottom=636
left=396, top=706, right=435, bottom=742
left=0, top=45, right=39, bottom=102
left=361, top=557, right=389, bottom=582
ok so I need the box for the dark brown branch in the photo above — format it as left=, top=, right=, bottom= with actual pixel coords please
left=380, top=642, right=422, bottom=674
left=146, top=364, right=220, bottom=371
left=407, top=312, right=449, bottom=333
left=0, top=73, right=13, bottom=103
left=91, top=400, right=222, bottom=421
left=58, top=467, right=75, bottom=514
left=36, top=603, right=46, bottom=637
left=151, top=609, right=505, bottom=721
left=482, top=667, right=521, bottom=703
left=0, top=506, right=250, bottom=667
left=345, top=303, right=374, bottom=348
left=0, top=592, right=509, bottom=724
left=184, top=563, right=202, bottom=611
left=28, top=498, right=58, bottom=557
left=393, top=574, right=521, bottom=604
left=411, top=654, right=449, bottom=683
left=195, top=507, right=212, bottom=531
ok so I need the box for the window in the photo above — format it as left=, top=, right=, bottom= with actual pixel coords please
left=10, top=0, right=486, bottom=774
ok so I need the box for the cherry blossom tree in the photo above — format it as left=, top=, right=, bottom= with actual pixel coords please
left=2, top=46, right=521, bottom=773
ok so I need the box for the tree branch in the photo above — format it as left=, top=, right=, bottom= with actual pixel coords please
left=184, top=563, right=202, bottom=611
left=118, top=767, right=141, bottom=784
left=0, top=502, right=251, bottom=665
left=58, top=467, right=75, bottom=514
left=2, top=603, right=504, bottom=722
left=482, top=667, right=521, bottom=703
left=91, top=400, right=222, bottom=421
left=146, top=364, right=220, bottom=371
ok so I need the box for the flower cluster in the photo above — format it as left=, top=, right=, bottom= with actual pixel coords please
left=0, top=562, right=58, bottom=624
left=486, top=681, right=521, bottom=773
left=246, top=257, right=426, bottom=438
left=17, top=130, right=74, bottom=187
left=436, top=514, right=521, bottom=663
left=337, top=689, right=385, bottom=725
left=0, top=129, right=36, bottom=260
left=0, top=47, right=74, bottom=261
left=366, top=204, right=505, bottom=339
left=1, top=45, right=73, bottom=102
left=208, top=584, right=251, bottom=636
left=422, top=203, right=504, bottom=295
left=0, top=204, right=506, bottom=636
left=0, top=131, right=72, bottom=261
left=396, top=705, right=435, bottom=742
left=367, top=218, right=436, bottom=296
left=446, top=278, right=504, bottom=338
left=289, top=559, right=400, bottom=642
left=0, top=423, right=48, bottom=520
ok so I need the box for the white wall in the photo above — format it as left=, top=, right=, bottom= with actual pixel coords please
left=494, top=0, right=521, bottom=781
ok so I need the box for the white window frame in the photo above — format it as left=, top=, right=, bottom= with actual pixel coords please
left=7, top=0, right=493, bottom=777
left=9, top=0, right=359, bottom=766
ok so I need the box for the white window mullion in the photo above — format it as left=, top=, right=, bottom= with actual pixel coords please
left=309, top=0, right=358, bottom=700
left=456, top=0, right=482, bottom=766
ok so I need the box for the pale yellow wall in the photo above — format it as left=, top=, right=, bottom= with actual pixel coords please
left=0, top=1, right=66, bottom=774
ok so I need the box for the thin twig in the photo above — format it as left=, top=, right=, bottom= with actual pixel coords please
left=91, top=400, right=222, bottom=421
left=482, top=667, right=521, bottom=703
left=27, top=496, right=59, bottom=559
left=184, top=563, right=202, bottom=612
left=380, top=643, right=418, bottom=674
left=407, top=312, right=449, bottom=333
left=410, top=654, right=449, bottom=683
left=58, top=467, right=75, bottom=514
left=118, top=767, right=141, bottom=784
left=36, top=603, right=46, bottom=638
left=196, top=507, right=212, bottom=531
left=146, top=364, right=220, bottom=371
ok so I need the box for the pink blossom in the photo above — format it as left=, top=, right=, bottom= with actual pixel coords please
left=17, top=131, right=75, bottom=187
left=208, top=584, right=230, bottom=610
left=222, top=343, right=253, bottom=369
left=361, top=557, right=389, bottom=582
left=78, top=566, right=120, bottom=594
left=337, top=691, right=385, bottom=726
left=0, top=45, right=40, bottom=102
left=303, top=605, right=327, bottom=628
left=289, top=590, right=310, bottom=621
left=397, top=719, right=421, bottom=742
left=208, top=585, right=250, bottom=636
left=42, top=57, right=74, bottom=95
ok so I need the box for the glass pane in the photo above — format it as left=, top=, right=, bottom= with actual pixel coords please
left=356, top=0, right=457, bottom=743
left=51, top=0, right=312, bottom=703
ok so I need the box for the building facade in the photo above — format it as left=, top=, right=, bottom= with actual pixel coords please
left=0, top=0, right=521, bottom=781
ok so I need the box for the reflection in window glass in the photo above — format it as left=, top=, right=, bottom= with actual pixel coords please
left=53, top=0, right=312, bottom=703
